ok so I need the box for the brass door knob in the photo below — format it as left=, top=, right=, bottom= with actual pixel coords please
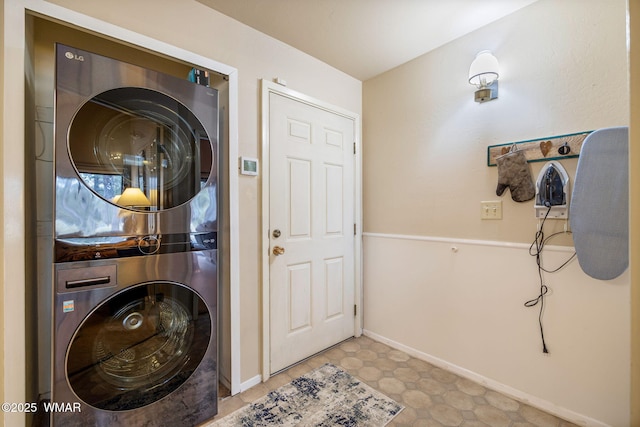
left=272, top=246, right=285, bottom=256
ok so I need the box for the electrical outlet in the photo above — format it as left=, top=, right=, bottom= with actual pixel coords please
left=481, top=200, right=502, bottom=220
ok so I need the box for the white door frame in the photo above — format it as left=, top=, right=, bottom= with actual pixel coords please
left=260, top=80, right=362, bottom=380
left=3, top=2, right=242, bottom=417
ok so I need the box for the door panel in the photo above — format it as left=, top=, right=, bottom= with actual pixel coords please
left=324, top=164, right=344, bottom=235
left=288, top=262, right=312, bottom=332
left=325, top=257, right=344, bottom=319
left=269, top=92, right=355, bottom=373
left=288, top=158, right=312, bottom=238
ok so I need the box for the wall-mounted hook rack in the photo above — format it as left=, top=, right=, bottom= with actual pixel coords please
left=487, top=131, right=592, bottom=167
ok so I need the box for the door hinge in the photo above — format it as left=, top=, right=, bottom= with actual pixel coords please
left=354, top=223, right=356, bottom=236
left=353, top=142, right=356, bottom=155
left=354, top=304, right=357, bottom=316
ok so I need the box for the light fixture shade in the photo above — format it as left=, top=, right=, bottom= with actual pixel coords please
left=469, top=50, right=499, bottom=87
left=117, top=187, right=151, bottom=207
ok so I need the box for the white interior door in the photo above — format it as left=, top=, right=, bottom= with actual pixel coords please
left=269, top=91, right=355, bottom=373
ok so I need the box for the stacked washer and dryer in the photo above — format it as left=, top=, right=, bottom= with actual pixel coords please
left=52, top=44, right=219, bottom=426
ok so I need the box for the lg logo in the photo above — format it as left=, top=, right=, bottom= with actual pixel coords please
left=65, top=51, right=84, bottom=61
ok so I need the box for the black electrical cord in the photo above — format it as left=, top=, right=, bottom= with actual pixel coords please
left=525, top=207, right=551, bottom=353
left=524, top=206, right=576, bottom=354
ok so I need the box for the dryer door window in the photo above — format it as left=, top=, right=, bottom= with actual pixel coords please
left=68, top=87, right=214, bottom=211
left=66, top=282, right=212, bottom=411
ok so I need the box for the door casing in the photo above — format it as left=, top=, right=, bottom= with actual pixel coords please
left=260, top=80, right=363, bottom=380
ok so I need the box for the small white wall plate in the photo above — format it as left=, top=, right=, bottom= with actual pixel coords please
left=240, top=156, right=259, bottom=176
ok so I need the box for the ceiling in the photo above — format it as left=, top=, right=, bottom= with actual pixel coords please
left=196, top=0, right=538, bottom=81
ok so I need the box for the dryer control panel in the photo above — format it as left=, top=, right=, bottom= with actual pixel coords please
left=55, top=232, right=217, bottom=262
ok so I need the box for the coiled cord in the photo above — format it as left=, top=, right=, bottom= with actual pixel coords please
left=524, top=206, right=576, bottom=354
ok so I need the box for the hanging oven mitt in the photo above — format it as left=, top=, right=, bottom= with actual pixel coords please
left=495, top=149, right=535, bottom=202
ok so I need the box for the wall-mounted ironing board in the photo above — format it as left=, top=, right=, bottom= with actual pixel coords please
left=570, top=127, right=629, bottom=280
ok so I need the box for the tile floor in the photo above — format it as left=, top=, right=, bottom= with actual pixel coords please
left=205, top=335, right=579, bottom=427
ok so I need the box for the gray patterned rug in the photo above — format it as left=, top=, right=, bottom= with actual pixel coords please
left=210, top=363, right=403, bottom=426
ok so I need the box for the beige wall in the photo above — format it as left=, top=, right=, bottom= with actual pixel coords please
left=2, top=1, right=28, bottom=425
left=364, top=0, right=627, bottom=245
left=363, top=0, right=630, bottom=425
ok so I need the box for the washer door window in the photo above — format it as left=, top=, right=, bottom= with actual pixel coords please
left=68, top=87, right=214, bottom=211
left=66, top=283, right=212, bottom=411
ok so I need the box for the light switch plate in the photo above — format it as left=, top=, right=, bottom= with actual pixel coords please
left=481, top=200, right=502, bottom=220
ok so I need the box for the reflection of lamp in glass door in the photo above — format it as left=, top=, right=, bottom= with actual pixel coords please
left=120, top=152, right=150, bottom=213
left=118, top=187, right=151, bottom=209
left=118, top=186, right=152, bottom=234
left=122, top=152, right=151, bottom=211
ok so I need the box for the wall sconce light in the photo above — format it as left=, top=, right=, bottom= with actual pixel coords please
left=469, top=50, right=499, bottom=103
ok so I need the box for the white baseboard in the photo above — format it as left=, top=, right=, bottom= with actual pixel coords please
left=238, top=374, right=263, bottom=394
left=362, top=329, right=609, bottom=427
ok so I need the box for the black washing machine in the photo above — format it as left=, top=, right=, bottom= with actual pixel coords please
left=52, top=44, right=219, bottom=426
